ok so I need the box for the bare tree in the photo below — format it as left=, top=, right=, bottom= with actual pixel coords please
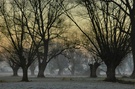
left=0, top=46, right=20, bottom=76
left=103, top=0, right=135, bottom=78
left=63, top=0, right=131, bottom=81
left=88, top=56, right=101, bottom=78
left=82, top=33, right=102, bottom=77
left=5, top=52, right=20, bottom=76
left=84, top=0, right=131, bottom=81
left=27, top=0, right=69, bottom=77
left=3, top=0, right=73, bottom=78
left=0, top=0, right=37, bottom=81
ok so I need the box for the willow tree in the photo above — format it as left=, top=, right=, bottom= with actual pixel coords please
left=0, top=0, right=37, bottom=81
left=27, top=0, right=69, bottom=77
left=63, top=0, right=131, bottom=81
left=1, top=47, right=20, bottom=76
left=4, top=0, right=73, bottom=78
left=103, top=0, right=135, bottom=78
left=82, top=0, right=131, bottom=81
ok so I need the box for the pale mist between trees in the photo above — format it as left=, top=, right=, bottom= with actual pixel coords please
left=0, top=0, right=134, bottom=83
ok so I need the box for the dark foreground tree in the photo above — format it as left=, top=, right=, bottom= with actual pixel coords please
left=63, top=0, right=131, bottom=82
left=104, top=0, right=135, bottom=78
left=83, top=0, right=131, bottom=81
left=0, top=0, right=37, bottom=81
left=27, top=0, right=69, bottom=77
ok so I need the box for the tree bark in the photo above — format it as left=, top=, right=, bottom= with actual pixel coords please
left=89, top=62, right=100, bottom=78
left=130, top=35, right=135, bottom=78
left=13, top=68, right=19, bottom=76
left=37, top=40, right=49, bottom=78
left=37, top=63, right=47, bottom=77
left=130, top=11, right=135, bottom=78
left=12, top=65, right=19, bottom=76
left=130, top=14, right=135, bottom=78
left=21, top=67, right=29, bottom=82
left=105, top=65, right=116, bottom=82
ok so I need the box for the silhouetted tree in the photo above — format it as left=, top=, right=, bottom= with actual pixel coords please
left=0, top=0, right=37, bottom=81
left=27, top=0, right=69, bottom=77
left=82, top=33, right=102, bottom=78
left=0, top=48, right=20, bottom=76
left=83, top=0, right=131, bottom=82
left=64, top=0, right=131, bottom=82
left=7, top=53, right=20, bottom=76
left=103, top=0, right=135, bottom=78
left=88, top=56, right=101, bottom=78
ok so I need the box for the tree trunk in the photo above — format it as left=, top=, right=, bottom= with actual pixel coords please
left=13, top=68, right=19, bottom=76
left=89, top=62, right=100, bottom=78
left=71, top=65, right=75, bottom=76
left=58, top=68, right=63, bottom=76
left=30, top=69, right=35, bottom=76
left=12, top=65, right=19, bottom=76
left=29, top=61, right=37, bottom=76
left=130, top=28, right=135, bottom=78
left=21, top=67, right=29, bottom=82
left=37, top=40, right=49, bottom=78
left=37, top=63, right=47, bottom=77
left=29, top=66, right=36, bottom=76
left=130, top=36, right=135, bottom=78
left=90, top=64, right=96, bottom=77
left=129, top=13, right=135, bottom=78
left=105, top=65, right=116, bottom=82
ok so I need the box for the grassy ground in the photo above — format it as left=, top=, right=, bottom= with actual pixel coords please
left=0, top=75, right=134, bottom=89
left=0, top=75, right=134, bottom=84
left=0, top=71, right=134, bottom=84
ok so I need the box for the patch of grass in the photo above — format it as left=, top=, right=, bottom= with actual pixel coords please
left=117, top=79, right=135, bottom=85
left=0, top=80, right=6, bottom=83
left=62, top=77, right=73, bottom=81
left=104, top=78, right=135, bottom=85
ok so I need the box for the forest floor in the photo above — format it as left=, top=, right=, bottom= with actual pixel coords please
left=0, top=75, right=134, bottom=89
